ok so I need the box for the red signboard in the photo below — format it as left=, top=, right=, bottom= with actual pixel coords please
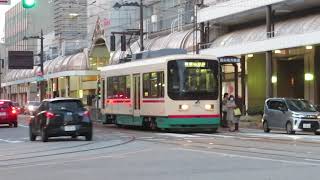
left=0, top=0, right=10, bottom=5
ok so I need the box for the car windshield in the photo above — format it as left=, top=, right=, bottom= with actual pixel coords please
left=286, top=99, right=317, bottom=112
left=49, top=100, right=85, bottom=112
left=167, top=59, right=219, bottom=100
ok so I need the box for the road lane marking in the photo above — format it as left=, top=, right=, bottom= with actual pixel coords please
left=18, top=124, right=28, bottom=128
left=173, top=148, right=320, bottom=166
left=0, top=139, right=23, bottom=143
left=156, top=133, right=200, bottom=138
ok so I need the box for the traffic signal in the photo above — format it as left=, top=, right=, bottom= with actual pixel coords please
left=22, top=0, right=36, bottom=9
left=97, top=80, right=101, bottom=99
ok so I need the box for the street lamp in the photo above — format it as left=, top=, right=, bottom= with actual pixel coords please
left=113, top=0, right=144, bottom=52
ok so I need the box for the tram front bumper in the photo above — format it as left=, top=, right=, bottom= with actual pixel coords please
left=156, top=117, right=220, bottom=129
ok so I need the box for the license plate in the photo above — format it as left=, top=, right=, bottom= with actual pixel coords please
left=64, top=125, right=76, bottom=131
left=303, top=124, right=311, bottom=128
left=0, top=112, right=6, bottom=116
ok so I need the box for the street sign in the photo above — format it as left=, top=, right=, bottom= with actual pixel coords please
left=36, top=76, right=44, bottom=82
left=0, top=0, right=10, bottom=5
left=8, top=51, right=34, bottom=69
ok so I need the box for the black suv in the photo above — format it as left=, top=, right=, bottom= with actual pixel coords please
left=29, top=98, right=93, bottom=142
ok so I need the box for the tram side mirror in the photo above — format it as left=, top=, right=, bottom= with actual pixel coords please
left=121, top=35, right=126, bottom=51
left=110, top=35, right=116, bottom=51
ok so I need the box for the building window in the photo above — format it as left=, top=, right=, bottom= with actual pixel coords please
left=107, top=75, right=131, bottom=99
left=143, top=71, right=164, bottom=98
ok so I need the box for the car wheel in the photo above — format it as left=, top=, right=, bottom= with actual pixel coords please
left=315, top=131, right=320, bottom=135
left=29, top=125, right=36, bottom=141
left=286, top=122, right=295, bottom=135
left=41, top=128, right=48, bottom=142
left=263, top=121, right=270, bottom=133
left=85, top=132, right=92, bottom=141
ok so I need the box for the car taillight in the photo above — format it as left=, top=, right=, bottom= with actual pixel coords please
left=45, top=112, right=55, bottom=119
left=84, top=111, right=90, bottom=117
left=11, top=107, right=17, bottom=114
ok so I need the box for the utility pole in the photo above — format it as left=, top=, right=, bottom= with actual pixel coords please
left=39, top=29, right=45, bottom=101
left=23, top=29, right=45, bottom=101
left=139, top=0, right=144, bottom=51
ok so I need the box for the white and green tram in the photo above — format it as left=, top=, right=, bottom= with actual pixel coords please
left=100, top=51, right=220, bottom=131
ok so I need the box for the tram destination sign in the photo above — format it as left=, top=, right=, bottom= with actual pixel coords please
left=219, top=56, right=241, bottom=64
left=0, top=0, right=10, bottom=5
left=8, top=51, right=34, bottom=69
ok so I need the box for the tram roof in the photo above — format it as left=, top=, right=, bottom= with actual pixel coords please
left=100, top=54, right=218, bottom=73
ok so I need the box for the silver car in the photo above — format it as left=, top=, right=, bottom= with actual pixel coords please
left=262, top=98, right=320, bottom=135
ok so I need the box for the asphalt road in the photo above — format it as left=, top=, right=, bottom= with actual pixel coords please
left=1, top=115, right=320, bottom=180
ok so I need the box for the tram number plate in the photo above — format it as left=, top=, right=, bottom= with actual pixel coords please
left=64, top=125, right=76, bottom=131
left=303, top=124, right=311, bottom=129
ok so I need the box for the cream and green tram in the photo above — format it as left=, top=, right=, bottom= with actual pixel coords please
left=100, top=53, right=220, bottom=131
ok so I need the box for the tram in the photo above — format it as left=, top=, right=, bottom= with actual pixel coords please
left=100, top=49, right=220, bottom=132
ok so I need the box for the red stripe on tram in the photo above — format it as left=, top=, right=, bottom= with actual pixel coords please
left=142, top=100, right=165, bottom=103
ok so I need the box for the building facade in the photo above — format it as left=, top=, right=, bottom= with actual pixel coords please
left=198, top=0, right=320, bottom=110
left=2, top=0, right=100, bottom=107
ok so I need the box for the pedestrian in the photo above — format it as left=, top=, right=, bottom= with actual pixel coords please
left=227, top=95, right=241, bottom=132
left=221, top=93, right=229, bottom=128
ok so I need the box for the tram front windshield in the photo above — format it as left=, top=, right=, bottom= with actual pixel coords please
left=168, top=59, right=219, bottom=100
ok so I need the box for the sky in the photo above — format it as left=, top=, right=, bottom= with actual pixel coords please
left=0, top=0, right=20, bottom=42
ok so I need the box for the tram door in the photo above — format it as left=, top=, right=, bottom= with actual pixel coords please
left=133, top=74, right=141, bottom=124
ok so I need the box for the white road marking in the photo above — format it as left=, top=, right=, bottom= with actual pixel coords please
left=156, top=133, right=200, bottom=138
left=174, top=148, right=320, bottom=166
left=18, top=124, right=29, bottom=128
left=0, top=139, right=23, bottom=143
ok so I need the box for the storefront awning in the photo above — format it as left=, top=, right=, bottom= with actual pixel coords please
left=201, top=13, right=320, bottom=57
left=110, top=29, right=199, bottom=64
left=3, top=51, right=99, bottom=86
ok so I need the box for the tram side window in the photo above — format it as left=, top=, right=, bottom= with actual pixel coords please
left=107, top=75, right=131, bottom=99
left=143, top=72, right=164, bottom=98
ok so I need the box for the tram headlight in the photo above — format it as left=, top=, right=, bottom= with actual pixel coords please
left=179, top=104, right=189, bottom=111
left=205, top=104, right=214, bottom=111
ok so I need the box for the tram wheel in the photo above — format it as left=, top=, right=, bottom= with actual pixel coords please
left=149, top=119, right=158, bottom=131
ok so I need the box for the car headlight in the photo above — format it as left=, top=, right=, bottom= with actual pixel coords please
left=179, top=104, right=189, bottom=111
left=205, top=104, right=214, bottom=110
left=317, top=115, right=320, bottom=119
left=292, top=114, right=304, bottom=118
left=28, top=106, right=34, bottom=111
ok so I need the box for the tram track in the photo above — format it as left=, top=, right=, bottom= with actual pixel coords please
left=98, top=127, right=320, bottom=163
left=0, top=135, right=136, bottom=168
left=137, top=138, right=320, bottom=164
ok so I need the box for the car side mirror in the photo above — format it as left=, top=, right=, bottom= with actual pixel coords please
left=279, top=107, right=287, bottom=112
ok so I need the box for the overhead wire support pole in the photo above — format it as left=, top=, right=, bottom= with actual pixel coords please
left=140, top=0, right=144, bottom=52
left=40, top=29, right=45, bottom=101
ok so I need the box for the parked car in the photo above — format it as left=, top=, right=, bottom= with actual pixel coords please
left=24, top=101, right=41, bottom=115
left=262, top=98, right=320, bottom=135
left=29, top=98, right=92, bottom=142
left=0, top=100, right=18, bottom=127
